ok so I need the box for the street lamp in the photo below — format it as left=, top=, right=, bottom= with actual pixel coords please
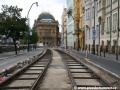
left=73, top=30, right=76, bottom=50
left=27, top=2, right=38, bottom=52
left=98, top=17, right=101, bottom=56
left=66, top=30, right=68, bottom=49
left=92, top=0, right=96, bottom=55
left=116, top=0, right=120, bottom=60
left=76, top=22, right=80, bottom=51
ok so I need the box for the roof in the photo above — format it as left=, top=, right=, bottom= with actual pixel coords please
left=38, top=12, right=55, bottom=20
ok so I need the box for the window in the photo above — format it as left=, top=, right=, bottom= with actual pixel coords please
left=107, top=17, right=109, bottom=32
left=88, top=8, right=90, bottom=19
left=87, top=9, right=88, bottom=19
left=102, top=22, right=105, bottom=35
left=92, top=6, right=94, bottom=18
left=113, top=13, right=117, bottom=32
left=115, top=13, right=117, bottom=31
left=96, top=25, right=99, bottom=38
left=89, top=28, right=91, bottom=39
left=96, top=2, right=98, bottom=16
left=113, top=0, right=117, bottom=4
left=107, top=16, right=110, bottom=33
left=106, top=0, right=111, bottom=6
left=99, top=0, right=101, bottom=10
left=86, top=8, right=90, bottom=20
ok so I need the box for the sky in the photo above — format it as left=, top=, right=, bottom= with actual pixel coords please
left=0, top=0, right=66, bottom=30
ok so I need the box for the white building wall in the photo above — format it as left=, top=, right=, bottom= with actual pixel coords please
left=102, top=0, right=120, bottom=46
left=85, top=0, right=92, bottom=45
left=66, top=0, right=74, bottom=48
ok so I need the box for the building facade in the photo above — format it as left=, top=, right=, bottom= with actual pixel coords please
left=82, top=0, right=99, bottom=53
left=61, top=7, right=67, bottom=46
left=82, top=0, right=120, bottom=54
left=74, top=0, right=85, bottom=50
left=66, top=0, right=74, bottom=48
left=101, top=0, right=120, bottom=54
left=34, top=12, right=59, bottom=47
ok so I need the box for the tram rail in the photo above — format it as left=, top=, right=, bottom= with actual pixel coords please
left=56, top=49, right=116, bottom=90
left=0, top=49, right=52, bottom=90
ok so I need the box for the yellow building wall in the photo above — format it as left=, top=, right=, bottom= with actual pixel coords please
left=74, top=0, right=85, bottom=50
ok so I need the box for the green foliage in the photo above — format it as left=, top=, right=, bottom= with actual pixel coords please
left=0, top=5, right=28, bottom=54
left=0, top=5, right=28, bottom=41
left=29, top=28, right=38, bottom=44
left=20, top=39, right=27, bottom=44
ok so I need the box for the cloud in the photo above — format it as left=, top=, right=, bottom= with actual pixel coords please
left=0, top=0, right=66, bottom=29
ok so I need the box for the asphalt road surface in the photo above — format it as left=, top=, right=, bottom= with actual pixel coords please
left=72, top=50, right=120, bottom=76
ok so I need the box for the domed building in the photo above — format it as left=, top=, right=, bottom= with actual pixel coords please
left=34, top=12, right=59, bottom=47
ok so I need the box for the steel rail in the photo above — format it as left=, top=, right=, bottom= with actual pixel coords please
left=56, top=50, right=111, bottom=90
left=0, top=49, right=53, bottom=90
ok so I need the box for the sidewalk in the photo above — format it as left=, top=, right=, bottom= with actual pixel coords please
left=0, top=48, right=42, bottom=60
left=66, top=49, right=120, bottom=76
left=70, top=49, right=120, bottom=62
left=0, top=48, right=44, bottom=73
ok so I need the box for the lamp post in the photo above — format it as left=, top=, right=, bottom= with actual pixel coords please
left=77, top=23, right=80, bottom=51
left=116, top=0, right=119, bottom=60
left=73, top=30, right=76, bottom=50
left=92, top=0, right=96, bottom=55
left=27, top=2, right=38, bottom=52
left=66, top=30, right=68, bottom=49
left=110, top=0, right=112, bottom=53
left=98, top=17, right=101, bottom=56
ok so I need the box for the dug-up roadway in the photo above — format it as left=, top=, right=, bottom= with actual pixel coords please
left=38, top=49, right=71, bottom=90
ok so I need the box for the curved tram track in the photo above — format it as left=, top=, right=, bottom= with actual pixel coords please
left=0, top=49, right=52, bottom=90
left=0, top=49, right=118, bottom=90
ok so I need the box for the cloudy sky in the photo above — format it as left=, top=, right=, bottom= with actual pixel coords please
left=0, top=0, right=66, bottom=30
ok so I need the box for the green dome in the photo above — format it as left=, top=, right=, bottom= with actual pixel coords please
left=38, top=12, right=55, bottom=20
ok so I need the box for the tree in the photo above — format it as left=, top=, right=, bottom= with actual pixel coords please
left=29, top=28, right=38, bottom=45
left=0, top=5, right=28, bottom=54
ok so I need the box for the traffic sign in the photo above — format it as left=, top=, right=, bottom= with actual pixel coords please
left=93, top=30, right=96, bottom=36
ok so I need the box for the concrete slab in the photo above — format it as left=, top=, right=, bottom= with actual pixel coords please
left=72, top=73, right=92, bottom=77
left=69, top=66, right=84, bottom=68
left=32, top=65, right=45, bottom=67
left=29, top=67, right=45, bottom=69
left=75, top=79, right=103, bottom=86
left=68, top=64, right=81, bottom=65
left=70, top=69, right=88, bottom=72
left=19, top=75, right=38, bottom=78
left=7, top=80, right=34, bottom=87
left=38, top=49, right=71, bottom=89
left=24, top=70, right=42, bottom=73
